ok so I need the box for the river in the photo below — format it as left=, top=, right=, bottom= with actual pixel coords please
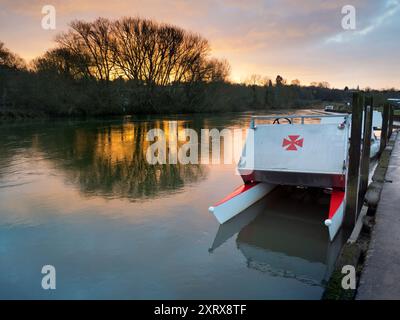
left=0, top=111, right=347, bottom=299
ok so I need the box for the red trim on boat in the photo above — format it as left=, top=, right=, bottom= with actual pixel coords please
left=213, top=182, right=259, bottom=207
left=328, top=189, right=345, bottom=219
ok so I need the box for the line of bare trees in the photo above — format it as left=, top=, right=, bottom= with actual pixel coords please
left=33, top=17, right=230, bottom=85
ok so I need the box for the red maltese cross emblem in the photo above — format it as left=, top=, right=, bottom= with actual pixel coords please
left=282, top=135, right=304, bottom=151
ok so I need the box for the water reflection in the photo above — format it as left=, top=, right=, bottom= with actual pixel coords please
left=66, top=121, right=209, bottom=200
left=210, top=186, right=346, bottom=287
left=0, top=119, right=215, bottom=200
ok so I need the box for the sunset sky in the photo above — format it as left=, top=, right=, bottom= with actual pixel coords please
left=0, top=0, right=399, bottom=89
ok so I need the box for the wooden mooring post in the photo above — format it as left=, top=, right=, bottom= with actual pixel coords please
left=344, top=92, right=364, bottom=229
left=379, top=103, right=390, bottom=154
left=388, top=104, right=394, bottom=139
left=359, top=96, right=373, bottom=205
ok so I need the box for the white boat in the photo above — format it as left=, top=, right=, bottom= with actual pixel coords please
left=324, top=105, right=335, bottom=112
left=209, top=112, right=381, bottom=241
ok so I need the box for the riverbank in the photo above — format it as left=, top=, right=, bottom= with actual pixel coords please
left=0, top=103, right=327, bottom=122
left=356, top=132, right=400, bottom=299
left=0, top=109, right=48, bottom=120
left=323, top=130, right=398, bottom=300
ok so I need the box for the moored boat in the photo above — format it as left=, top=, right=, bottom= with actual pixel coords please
left=209, top=112, right=382, bottom=241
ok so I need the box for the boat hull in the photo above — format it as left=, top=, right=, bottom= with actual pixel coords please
left=240, top=170, right=346, bottom=189
left=324, top=189, right=346, bottom=241
left=209, top=182, right=276, bottom=224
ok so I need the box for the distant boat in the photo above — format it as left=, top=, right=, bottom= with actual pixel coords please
left=324, top=103, right=351, bottom=113
left=209, top=112, right=381, bottom=241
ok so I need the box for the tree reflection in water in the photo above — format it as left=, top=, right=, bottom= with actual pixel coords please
left=46, top=120, right=210, bottom=200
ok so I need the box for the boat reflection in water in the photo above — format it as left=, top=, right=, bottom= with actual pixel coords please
left=210, top=186, right=347, bottom=287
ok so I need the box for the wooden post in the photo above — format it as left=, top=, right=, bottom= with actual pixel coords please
left=359, top=96, right=373, bottom=205
left=388, top=105, right=394, bottom=139
left=344, top=92, right=364, bottom=228
left=379, top=103, right=390, bottom=154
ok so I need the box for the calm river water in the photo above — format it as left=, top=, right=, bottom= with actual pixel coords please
left=0, top=111, right=347, bottom=299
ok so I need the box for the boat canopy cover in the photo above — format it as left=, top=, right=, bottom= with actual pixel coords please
left=238, top=123, right=349, bottom=176
left=371, top=111, right=382, bottom=129
left=319, top=111, right=382, bottom=129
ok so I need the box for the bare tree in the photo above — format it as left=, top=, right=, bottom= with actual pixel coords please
left=202, top=58, right=230, bottom=82
left=57, top=18, right=116, bottom=81
left=276, top=75, right=286, bottom=86
left=291, top=79, right=301, bottom=86
left=0, top=41, right=26, bottom=70
left=246, top=74, right=261, bottom=86
left=52, top=17, right=229, bottom=85
left=33, top=47, right=94, bottom=80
